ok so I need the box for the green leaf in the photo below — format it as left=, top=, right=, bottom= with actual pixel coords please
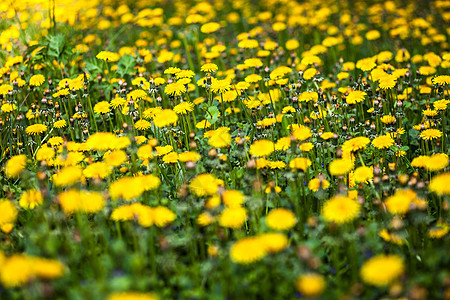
left=206, top=106, right=220, bottom=124
left=117, top=54, right=136, bottom=77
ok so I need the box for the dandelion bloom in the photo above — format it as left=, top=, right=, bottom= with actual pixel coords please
left=266, top=208, right=297, bottom=230
left=103, top=150, right=127, bottom=167
left=5, top=155, right=27, bottom=178
left=308, top=178, right=330, bottom=192
left=384, top=190, right=415, bottom=215
left=230, top=237, right=266, bottom=264
left=289, top=157, right=312, bottom=171
left=295, top=274, right=326, bottom=297
left=26, top=124, right=47, bottom=135
left=19, top=190, right=43, bottom=210
left=360, top=254, right=404, bottom=286
left=200, top=63, right=218, bottom=73
left=372, top=135, right=394, bottom=149
left=424, top=153, right=448, bottom=172
left=432, top=75, right=450, bottom=86
left=83, top=162, right=111, bottom=179
left=164, top=82, right=185, bottom=97
left=342, top=136, right=370, bottom=153
left=173, top=102, right=194, bottom=114
left=210, top=78, right=231, bottom=94
left=329, top=158, right=353, bottom=176
left=109, top=177, right=146, bottom=201
left=59, top=189, right=105, bottom=214
left=420, top=128, right=442, bottom=141
left=292, top=126, right=312, bottom=141
left=93, top=101, right=110, bottom=114
left=322, top=196, right=360, bottom=224
left=200, top=22, right=220, bottom=34
left=153, top=109, right=178, bottom=127
left=108, top=292, right=159, bottom=300
left=86, top=132, right=122, bottom=151
left=178, top=151, right=201, bottom=162
left=429, top=173, right=450, bottom=195
left=189, top=174, right=219, bottom=197
left=96, top=51, right=120, bottom=62
left=29, top=74, right=45, bottom=87
left=346, top=90, right=367, bottom=104
left=249, top=139, right=275, bottom=157
left=354, top=166, right=373, bottom=183
left=0, top=199, right=18, bottom=229
left=52, top=166, right=83, bottom=187
left=258, top=233, right=288, bottom=253
left=208, top=127, right=231, bottom=148
left=222, top=190, right=244, bottom=208
left=134, top=119, right=151, bottom=130
left=219, top=207, right=247, bottom=229
left=54, top=119, right=67, bottom=128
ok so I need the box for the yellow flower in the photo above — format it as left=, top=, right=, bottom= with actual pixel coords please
left=26, top=124, right=47, bottom=135
left=108, top=292, right=159, bottom=300
left=164, top=82, right=185, bottom=97
left=360, top=254, right=404, bottom=286
left=93, top=101, right=110, bottom=114
left=230, top=236, right=266, bottom=264
left=210, top=78, right=231, bottom=94
left=5, top=154, right=27, bottom=178
left=354, top=166, right=373, bottom=183
left=329, top=158, right=353, bottom=176
left=54, top=119, right=67, bottom=128
left=289, top=157, right=312, bottom=171
left=346, top=90, right=367, bottom=104
left=249, top=139, right=275, bottom=157
left=29, top=74, right=45, bottom=87
left=189, top=174, right=219, bottom=197
left=429, top=173, right=450, bottom=195
left=322, top=196, right=360, bottom=224
left=19, top=190, right=43, bottom=210
left=222, top=190, right=244, bottom=208
left=219, top=207, right=247, bottom=229
left=295, top=273, right=326, bottom=297
left=308, top=178, right=330, bottom=192
left=59, top=189, right=105, bottom=214
left=266, top=208, right=297, bottom=230
left=0, top=199, right=18, bottom=228
left=420, top=128, right=442, bottom=140
left=372, top=135, right=394, bottom=149
left=424, top=153, right=448, bottom=172
left=200, top=22, right=220, bottom=34
left=153, top=109, right=178, bottom=127
left=52, top=166, right=83, bottom=187
left=200, top=63, right=218, bottom=73
left=208, top=127, right=231, bottom=148
left=96, top=51, right=120, bottom=62
left=83, top=162, right=111, bottom=179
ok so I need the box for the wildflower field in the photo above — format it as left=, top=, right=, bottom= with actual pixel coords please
left=1, top=0, right=450, bottom=298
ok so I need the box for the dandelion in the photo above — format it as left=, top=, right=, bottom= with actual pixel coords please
left=249, top=139, right=275, bottom=157
left=372, top=135, right=395, bottom=149
left=19, top=190, right=43, bottom=210
left=29, top=74, right=45, bottom=87
left=96, top=51, right=120, bottom=62
left=26, top=124, right=48, bottom=135
left=346, top=90, right=367, bottom=104
left=266, top=208, right=297, bottom=230
left=230, top=237, right=266, bottom=264
left=429, top=173, right=450, bottom=195
left=295, top=274, right=326, bottom=298
left=189, top=174, right=219, bottom=197
left=5, top=155, right=27, bottom=178
left=322, top=196, right=360, bottom=224
left=219, top=207, right=247, bottom=229
left=93, top=101, right=110, bottom=114
left=210, top=79, right=231, bottom=94
left=54, top=119, right=67, bottom=128
left=329, top=158, right=353, bottom=176
left=164, top=82, right=185, bottom=96
left=420, top=128, right=442, bottom=140
left=200, top=63, right=218, bottom=73
left=153, top=109, right=178, bottom=127
left=360, top=254, right=404, bottom=286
